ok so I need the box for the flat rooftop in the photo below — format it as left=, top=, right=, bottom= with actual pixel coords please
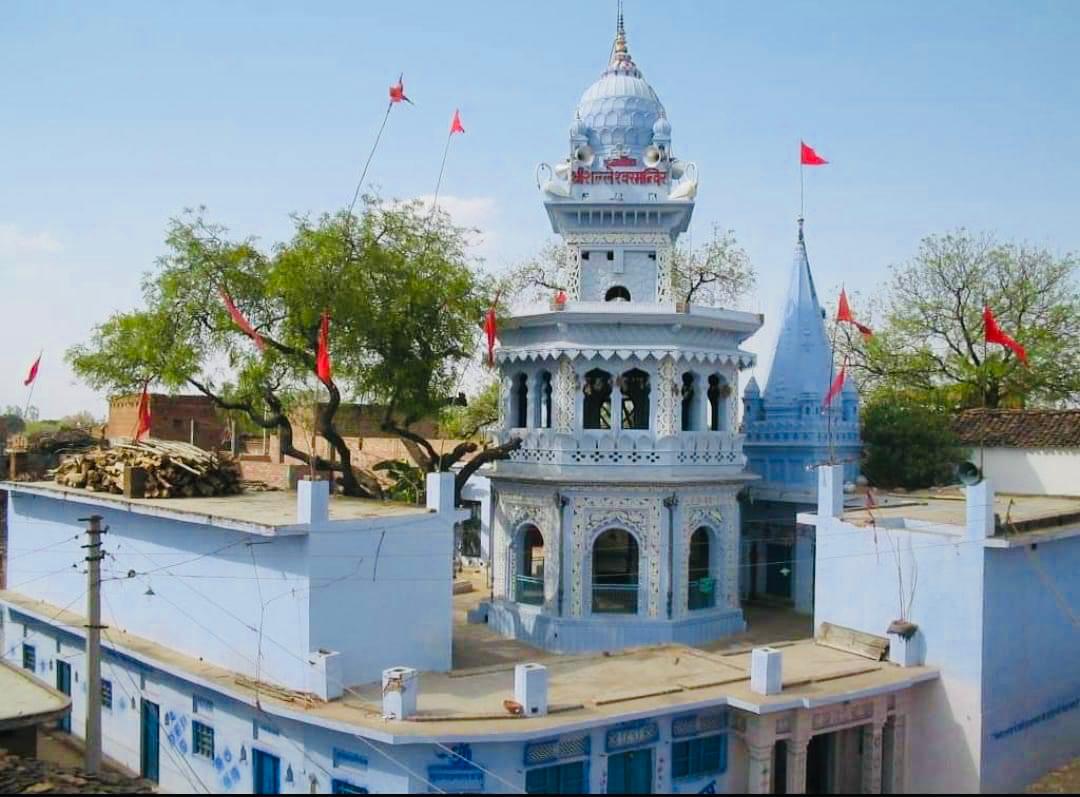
left=1, top=578, right=936, bottom=743
left=0, top=659, right=71, bottom=732
left=830, top=489, right=1080, bottom=543
left=2, top=480, right=428, bottom=535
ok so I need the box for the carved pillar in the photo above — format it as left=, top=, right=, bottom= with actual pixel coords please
left=553, top=357, right=577, bottom=434
left=786, top=712, right=812, bottom=794
left=747, top=744, right=774, bottom=795
left=655, top=356, right=677, bottom=438
left=861, top=720, right=885, bottom=794
left=745, top=715, right=778, bottom=794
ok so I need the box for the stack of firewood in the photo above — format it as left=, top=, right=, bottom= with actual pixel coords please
left=51, top=439, right=243, bottom=498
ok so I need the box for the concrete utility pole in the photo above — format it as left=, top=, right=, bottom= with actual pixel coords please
left=80, top=514, right=106, bottom=775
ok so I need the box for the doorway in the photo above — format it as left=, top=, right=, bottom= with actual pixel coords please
left=806, top=733, right=833, bottom=794
left=253, top=748, right=281, bottom=794
left=608, top=748, right=653, bottom=794
left=55, top=660, right=71, bottom=733
left=140, top=699, right=160, bottom=783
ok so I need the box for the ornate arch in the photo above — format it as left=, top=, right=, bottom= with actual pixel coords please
left=495, top=490, right=560, bottom=613
left=568, top=492, right=663, bottom=618
left=680, top=491, right=739, bottom=614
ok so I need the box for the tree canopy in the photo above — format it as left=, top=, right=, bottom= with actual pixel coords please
left=68, top=197, right=498, bottom=499
left=838, top=230, right=1080, bottom=409
left=860, top=389, right=968, bottom=490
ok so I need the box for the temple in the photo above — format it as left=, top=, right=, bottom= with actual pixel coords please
left=482, top=11, right=761, bottom=651
left=740, top=221, right=860, bottom=613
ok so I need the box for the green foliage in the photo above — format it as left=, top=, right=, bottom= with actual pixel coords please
left=861, top=389, right=969, bottom=490
left=66, top=197, right=495, bottom=497
left=439, top=380, right=499, bottom=440
left=839, top=230, right=1080, bottom=408
left=670, top=225, right=756, bottom=307
left=373, top=459, right=427, bottom=504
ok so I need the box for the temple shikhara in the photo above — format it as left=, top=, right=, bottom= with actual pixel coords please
left=1, top=10, right=1077, bottom=797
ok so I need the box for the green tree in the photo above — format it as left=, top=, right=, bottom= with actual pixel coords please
left=68, top=198, right=495, bottom=499
left=861, top=389, right=968, bottom=490
left=670, top=225, right=755, bottom=306
left=838, top=230, right=1080, bottom=408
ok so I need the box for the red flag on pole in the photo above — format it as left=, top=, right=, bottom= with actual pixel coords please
left=983, top=305, right=1028, bottom=365
left=484, top=296, right=499, bottom=367
left=800, top=141, right=828, bottom=166
left=135, top=383, right=151, bottom=441
left=450, top=109, right=465, bottom=135
left=836, top=289, right=874, bottom=339
left=23, top=353, right=42, bottom=386
left=316, top=312, right=332, bottom=384
left=219, top=289, right=267, bottom=352
left=389, top=74, right=413, bottom=105
left=823, top=361, right=847, bottom=407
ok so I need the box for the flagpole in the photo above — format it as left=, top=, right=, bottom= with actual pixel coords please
left=431, top=129, right=454, bottom=215
left=800, top=161, right=804, bottom=219
left=23, top=349, right=42, bottom=421
left=347, top=101, right=395, bottom=219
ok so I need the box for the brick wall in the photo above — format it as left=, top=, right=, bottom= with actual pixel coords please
left=108, top=394, right=226, bottom=450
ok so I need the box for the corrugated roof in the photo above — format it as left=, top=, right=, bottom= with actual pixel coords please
left=952, top=409, right=1080, bottom=449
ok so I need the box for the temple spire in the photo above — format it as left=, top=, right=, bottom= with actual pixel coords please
left=761, top=218, right=831, bottom=404
left=608, top=0, right=637, bottom=73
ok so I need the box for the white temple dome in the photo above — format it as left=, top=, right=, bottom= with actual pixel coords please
left=572, top=17, right=665, bottom=157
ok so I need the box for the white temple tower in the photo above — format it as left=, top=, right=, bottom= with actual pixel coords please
left=484, top=14, right=763, bottom=653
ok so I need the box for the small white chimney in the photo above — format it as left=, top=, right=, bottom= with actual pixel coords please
left=750, top=647, right=783, bottom=696
left=817, top=464, right=845, bottom=518
left=297, top=478, right=330, bottom=525
left=514, top=663, right=548, bottom=716
left=965, top=478, right=995, bottom=541
left=426, top=472, right=456, bottom=515
left=382, top=667, right=419, bottom=719
left=308, top=649, right=342, bottom=701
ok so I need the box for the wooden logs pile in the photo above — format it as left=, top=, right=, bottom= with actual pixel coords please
left=51, top=439, right=243, bottom=498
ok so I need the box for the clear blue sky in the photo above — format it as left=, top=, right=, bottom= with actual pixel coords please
left=2, top=1, right=1078, bottom=418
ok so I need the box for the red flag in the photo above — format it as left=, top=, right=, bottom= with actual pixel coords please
left=450, top=109, right=465, bottom=135
left=836, top=289, right=874, bottom=339
left=484, top=307, right=497, bottom=367
left=983, top=305, right=1027, bottom=365
left=800, top=141, right=828, bottom=166
left=389, top=74, right=413, bottom=105
left=135, top=383, right=151, bottom=441
left=316, top=312, right=332, bottom=384
left=23, top=353, right=41, bottom=387
left=823, top=361, right=847, bottom=407
left=219, top=289, right=266, bottom=352
left=554, top=290, right=568, bottom=305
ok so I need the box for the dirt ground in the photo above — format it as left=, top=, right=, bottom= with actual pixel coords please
left=1028, top=757, right=1080, bottom=793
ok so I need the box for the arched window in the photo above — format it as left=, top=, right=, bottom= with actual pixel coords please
left=538, top=371, right=553, bottom=429
left=592, top=529, right=639, bottom=614
left=681, top=372, right=700, bottom=432
left=583, top=369, right=613, bottom=430
left=515, top=525, right=545, bottom=606
left=620, top=368, right=651, bottom=430
left=605, top=285, right=631, bottom=302
left=688, top=527, right=715, bottom=610
left=512, top=373, right=529, bottom=429
left=707, top=374, right=729, bottom=432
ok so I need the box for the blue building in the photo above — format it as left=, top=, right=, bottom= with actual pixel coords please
left=740, top=222, right=860, bottom=613
left=806, top=465, right=1080, bottom=793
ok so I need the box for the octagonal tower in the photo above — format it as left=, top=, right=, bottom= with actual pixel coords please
left=484, top=14, right=763, bottom=653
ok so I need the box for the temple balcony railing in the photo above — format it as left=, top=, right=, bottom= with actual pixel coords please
left=494, top=428, right=747, bottom=470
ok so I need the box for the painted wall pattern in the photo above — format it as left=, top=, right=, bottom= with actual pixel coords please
left=495, top=488, right=561, bottom=611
